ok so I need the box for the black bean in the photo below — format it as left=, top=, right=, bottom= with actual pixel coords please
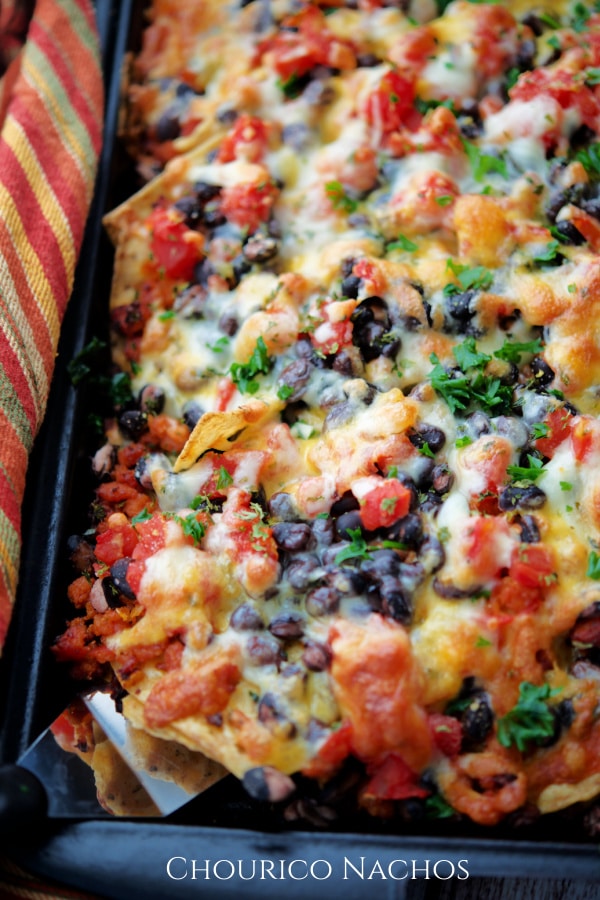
left=272, top=522, right=313, bottom=552
left=554, top=219, right=586, bottom=245
left=216, top=105, right=238, bottom=125
left=530, top=357, right=555, bottom=389
left=312, top=516, right=334, bottom=547
left=335, top=510, right=364, bottom=541
left=173, top=195, right=203, bottom=228
left=408, top=423, right=446, bottom=453
left=203, top=206, right=226, bottom=229
left=433, top=578, right=478, bottom=600
left=282, top=122, right=311, bottom=152
left=445, top=289, right=477, bottom=329
left=181, top=400, right=204, bottom=430
left=67, top=535, right=96, bottom=574
left=243, top=232, right=279, bottom=263
left=360, top=549, right=401, bottom=582
left=379, top=576, right=412, bottom=625
left=277, top=358, right=312, bottom=402
left=302, top=640, right=332, bottom=672
left=306, top=585, right=340, bottom=617
left=155, top=109, right=180, bottom=142
left=397, top=562, right=425, bottom=594
left=395, top=474, right=419, bottom=511
left=230, top=255, right=252, bottom=286
left=387, top=513, right=423, bottom=549
left=173, top=284, right=207, bottom=318
left=303, top=79, right=335, bottom=106
left=340, top=274, right=361, bottom=298
left=269, top=613, right=304, bottom=640
left=267, top=492, right=297, bottom=522
left=461, top=693, right=494, bottom=748
left=419, top=535, right=446, bottom=574
left=498, top=484, right=546, bottom=511
left=231, top=604, right=265, bottom=631
left=330, top=492, right=359, bottom=518
left=520, top=12, right=544, bottom=36
left=323, top=401, right=355, bottom=432
left=242, top=767, right=295, bottom=803
left=194, top=181, right=222, bottom=203
left=286, top=554, right=322, bottom=590
left=218, top=310, right=239, bottom=336
left=332, top=346, right=362, bottom=377
left=581, top=196, right=600, bottom=221
left=193, top=258, right=214, bottom=287
left=138, top=384, right=165, bottom=415
left=466, top=410, right=491, bottom=438
left=515, top=38, right=536, bottom=72
left=258, top=693, right=294, bottom=735
left=431, top=464, right=454, bottom=495
left=518, top=514, right=541, bottom=543
left=109, top=558, right=136, bottom=600
left=119, top=410, right=148, bottom=441
left=101, top=577, right=123, bottom=609
left=245, top=634, right=282, bottom=665
left=356, top=52, right=381, bottom=67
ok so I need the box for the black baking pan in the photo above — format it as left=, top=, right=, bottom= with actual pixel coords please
left=1, top=1, right=600, bottom=897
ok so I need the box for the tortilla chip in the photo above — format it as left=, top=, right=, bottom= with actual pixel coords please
left=537, top=773, right=600, bottom=814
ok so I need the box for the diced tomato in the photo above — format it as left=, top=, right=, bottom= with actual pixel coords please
left=510, top=68, right=600, bottom=132
left=352, top=258, right=386, bottom=296
left=302, top=720, right=353, bottom=779
left=509, top=544, right=555, bottom=589
left=359, top=479, right=412, bottom=531
left=310, top=317, right=353, bottom=356
left=215, top=376, right=237, bottom=412
left=429, top=714, right=463, bottom=758
left=131, top=513, right=168, bottom=562
left=472, top=5, right=518, bottom=79
left=117, top=443, right=147, bottom=468
left=256, top=5, right=355, bottom=83
left=217, top=115, right=269, bottom=164
left=364, top=70, right=415, bottom=134
left=535, top=407, right=573, bottom=459
left=96, top=481, right=141, bottom=507
left=95, top=522, right=138, bottom=566
left=571, top=415, right=600, bottom=463
left=362, top=753, right=429, bottom=801
left=220, top=181, right=279, bottom=233
left=147, top=207, right=204, bottom=282
left=488, top=575, right=543, bottom=617
left=464, top=517, right=510, bottom=581
left=389, top=25, right=437, bottom=71
left=110, top=301, right=149, bottom=337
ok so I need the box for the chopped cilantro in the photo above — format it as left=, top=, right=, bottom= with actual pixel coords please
left=506, top=67, right=520, bottom=90
left=586, top=67, right=600, bottom=85
left=587, top=550, right=600, bottom=580
left=435, top=195, right=453, bottom=206
left=425, top=793, right=455, bottom=819
left=428, top=352, right=513, bottom=416
left=325, top=180, right=358, bottom=214
left=493, top=336, right=544, bottom=365
left=531, top=422, right=550, bottom=440
left=547, top=33, right=561, bottom=50
left=444, top=259, right=493, bottom=295
left=497, top=682, right=561, bottom=752
left=229, top=337, right=271, bottom=394
left=539, top=10, right=560, bottom=27
left=277, top=384, right=295, bottom=401
left=207, top=336, right=229, bottom=353
left=67, top=336, right=107, bottom=386
left=571, top=1, right=600, bottom=33
left=455, top=435, right=473, bottom=448
left=158, top=309, right=176, bottom=321
left=276, top=73, right=303, bottom=99
left=532, top=240, right=562, bottom=265
left=560, top=481, right=573, bottom=491
left=475, top=635, right=492, bottom=648
left=575, top=142, right=600, bottom=176
left=462, top=138, right=508, bottom=182
left=109, top=372, right=134, bottom=407
left=387, top=234, right=418, bottom=252
left=131, top=507, right=152, bottom=525
left=453, top=336, right=491, bottom=371
left=335, top=528, right=372, bottom=565
left=179, top=513, right=206, bottom=544
left=506, top=454, right=545, bottom=482
left=216, top=466, right=234, bottom=490
left=419, top=442, right=436, bottom=459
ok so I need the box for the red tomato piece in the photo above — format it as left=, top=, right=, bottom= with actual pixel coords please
left=310, top=317, right=353, bottom=356
left=488, top=575, right=543, bottom=617
left=509, top=544, right=555, bottom=589
left=220, top=181, right=279, bottom=233
left=360, top=479, right=412, bottom=531
left=571, top=415, right=600, bottom=463
left=257, top=6, right=355, bottom=82
left=302, top=720, right=353, bottom=779
left=362, top=753, right=429, bottom=801
left=365, top=70, right=415, bottom=133
left=464, top=517, right=509, bottom=581
left=217, top=115, right=269, bottom=164
left=95, top=523, right=138, bottom=566
left=148, top=207, right=204, bottom=281
left=429, top=714, right=463, bottom=758
left=510, top=68, right=600, bottom=131
left=535, top=407, right=573, bottom=458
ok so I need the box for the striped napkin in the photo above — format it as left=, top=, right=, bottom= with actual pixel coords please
left=0, top=0, right=103, bottom=650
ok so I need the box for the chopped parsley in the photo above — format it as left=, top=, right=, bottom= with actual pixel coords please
left=571, top=1, right=600, bottom=33
left=532, top=240, right=563, bottom=265
left=277, top=384, right=295, bottom=401
left=560, top=481, right=573, bottom=491
left=418, top=442, right=436, bottom=459
left=497, top=682, right=561, bottom=752
left=216, top=466, right=234, bottom=490
left=455, top=434, right=473, bottom=448
left=207, top=336, right=230, bottom=353
left=67, top=336, right=107, bottom=386
left=167, top=512, right=206, bottom=545
left=109, top=372, right=134, bottom=407
left=229, top=336, right=271, bottom=394
left=435, top=194, right=453, bottom=206
left=575, top=142, right=600, bottom=176
left=453, top=336, right=491, bottom=371
left=428, top=349, right=513, bottom=416
left=531, top=422, right=550, bottom=440
left=131, top=507, right=153, bottom=525
left=425, top=793, right=455, bottom=819
left=506, top=454, right=545, bottom=482
left=585, top=67, right=600, bottom=85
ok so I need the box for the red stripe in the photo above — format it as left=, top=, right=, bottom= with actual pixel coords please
left=0, top=346, right=38, bottom=437
left=28, top=7, right=102, bottom=157
left=0, top=463, right=21, bottom=534
left=0, top=140, right=69, bottom=311
left=0, top=217, right=55, bottom=382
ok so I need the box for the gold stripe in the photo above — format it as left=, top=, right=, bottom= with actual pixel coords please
left=0, top=183, right=61, bottom=345
left=0, top=249, right=51, bottom=407
left=0, top=508, right=20, bottom=599
left=0, top=315, right=42, bottom=430
left=3, top=116, right=75, bottom=281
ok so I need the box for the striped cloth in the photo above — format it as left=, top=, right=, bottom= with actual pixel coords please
left=0, top=0, right=103, bottom=650
left=0, top=854, right=101, bottom=900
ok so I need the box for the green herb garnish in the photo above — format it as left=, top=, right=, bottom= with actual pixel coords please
left=493, top=337, right=544, bottom=365
left=506, top=454, right=545, bottom=482
left=497, top=682, right=561, bottom=752
left=587, top=550, right=600, bottom=580
left=229, top=336, right=271, bottom=394
left=325, top=180, right=358, bottom=214
left=335, top=528, right=372, bottom=565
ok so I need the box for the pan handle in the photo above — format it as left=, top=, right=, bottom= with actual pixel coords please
left=0, top=764, right=46, bottom=830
